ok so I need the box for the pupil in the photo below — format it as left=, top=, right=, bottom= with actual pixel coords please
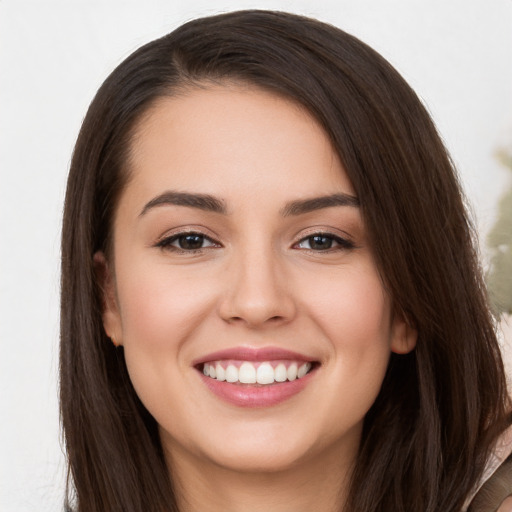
left=179, top=234, right=204, bottom=250
left=310, top=236, right=332, bottom=250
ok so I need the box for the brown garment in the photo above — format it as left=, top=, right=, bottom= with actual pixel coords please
left=468, top=455, right=512, bottom=511
left=461, top=426, right=512, bottom=511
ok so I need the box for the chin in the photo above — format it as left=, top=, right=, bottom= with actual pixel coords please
left=190, top=418, right=358, bottom=475
left=203, top=441, right=314, bottom=474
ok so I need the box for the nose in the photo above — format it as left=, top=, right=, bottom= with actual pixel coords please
left=218, top=245, right=296, bottom=328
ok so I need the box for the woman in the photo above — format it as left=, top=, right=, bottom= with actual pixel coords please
left=60, top=10, right=511, bottom=512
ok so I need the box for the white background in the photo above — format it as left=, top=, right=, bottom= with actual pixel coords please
left=1, top=1, right=511, bottom=510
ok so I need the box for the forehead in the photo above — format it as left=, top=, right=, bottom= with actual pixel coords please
left=124, top=85, right=354, bottom=209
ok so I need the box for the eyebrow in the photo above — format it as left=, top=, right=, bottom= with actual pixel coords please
left=280, top=193, right=360, bottom=216
left=139, top=191, right=227, bottom=217
left=139, top=190, right=359, bottom=218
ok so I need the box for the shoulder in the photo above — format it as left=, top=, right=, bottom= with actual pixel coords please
left=467, top=426, right=512, bottom=512
left=498, top=496, right=512, bottom=512
left=468, top=456, right=512, bottom=511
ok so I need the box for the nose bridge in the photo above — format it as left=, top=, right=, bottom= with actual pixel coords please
left=219, top=236, right=294, bottom=327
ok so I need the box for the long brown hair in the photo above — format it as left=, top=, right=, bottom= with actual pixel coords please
left=60, top=10, right=510, bottom=511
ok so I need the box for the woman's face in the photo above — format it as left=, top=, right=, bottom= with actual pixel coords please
left=99, top=85, right=416, bottom=475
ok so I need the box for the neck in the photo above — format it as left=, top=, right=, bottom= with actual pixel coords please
left=165, top=436, right=357, bottom=512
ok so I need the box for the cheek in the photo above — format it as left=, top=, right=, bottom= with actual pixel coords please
left=299, top=266, right=393, bottom=404
left=114, top=261, right=220, bottom=425
left=113, top=260, right=218, bottom=402
left=300, top=265, right=393, bottom=349
left=116, top=260, right=216, bottom=349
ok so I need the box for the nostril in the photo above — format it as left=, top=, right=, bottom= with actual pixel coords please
left=217, top=278, right=297, bottom=327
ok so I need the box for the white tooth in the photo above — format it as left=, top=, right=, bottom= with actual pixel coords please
left=287, top=363, right=298, bottom=381
left=215, top=363, right=225, bottom=381
left=203, top=364, right=210, bottom=376
left=209, top=365, right=216, bottom=378
left=239, top=362, right=257, bottom=383
left=274, top=363, right=287, bottom=382
left=297, top=362, right=310, bottom=378
left=256, top=362, right=275, bottom=384
left=225, top=365, right=239, bottom=383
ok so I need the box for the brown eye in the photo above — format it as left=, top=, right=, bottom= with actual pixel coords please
left=156, top=232, right=218, bottom=251
left=307, top=235, right=333, bottom=250
left=177, top=234, right=206, bottom=250
left=296, top=233, right=355, bottom=251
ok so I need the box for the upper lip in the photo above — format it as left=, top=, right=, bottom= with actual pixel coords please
left=192, top=346, right=317, bottom=366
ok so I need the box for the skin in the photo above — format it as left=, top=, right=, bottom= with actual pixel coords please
left=499, top=496, right=512, bottom=512
left=97, top=85, right=417, bottom=512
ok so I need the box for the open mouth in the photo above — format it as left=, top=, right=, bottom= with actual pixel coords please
left=193, top=347, right=320, bottom=407
left=197, top=360, right=318, bottom=386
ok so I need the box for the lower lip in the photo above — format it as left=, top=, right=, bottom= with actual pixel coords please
left=199, top=369, right=315, bottom=408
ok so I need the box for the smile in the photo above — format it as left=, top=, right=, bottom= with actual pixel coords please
left=194, top=347, right=319, bottom=407
left=202, top=360, right=313, bottom=385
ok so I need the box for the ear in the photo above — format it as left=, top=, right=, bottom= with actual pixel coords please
left=390, top=311, right=417, bottom=355
left=93, top=251, right=123, bottom=347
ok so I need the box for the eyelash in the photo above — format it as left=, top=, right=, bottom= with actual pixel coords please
left=155, top=231, right=220, bottom=253
left=293, top=232, right=355, bottom=252
left=155, top=231, right=355, bottom=253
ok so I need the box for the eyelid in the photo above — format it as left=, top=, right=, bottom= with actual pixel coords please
left=152, top=226, right=356, bottom=252
left=154, top=226, right=222, bottom=250
left=292, top=228, right=356, bottom=251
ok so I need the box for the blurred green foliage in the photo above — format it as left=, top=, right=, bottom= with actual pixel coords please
left=487, top=147, right=512, bottom=315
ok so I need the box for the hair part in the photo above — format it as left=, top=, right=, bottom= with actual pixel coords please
left=61, top=10, right=510, bottom=511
